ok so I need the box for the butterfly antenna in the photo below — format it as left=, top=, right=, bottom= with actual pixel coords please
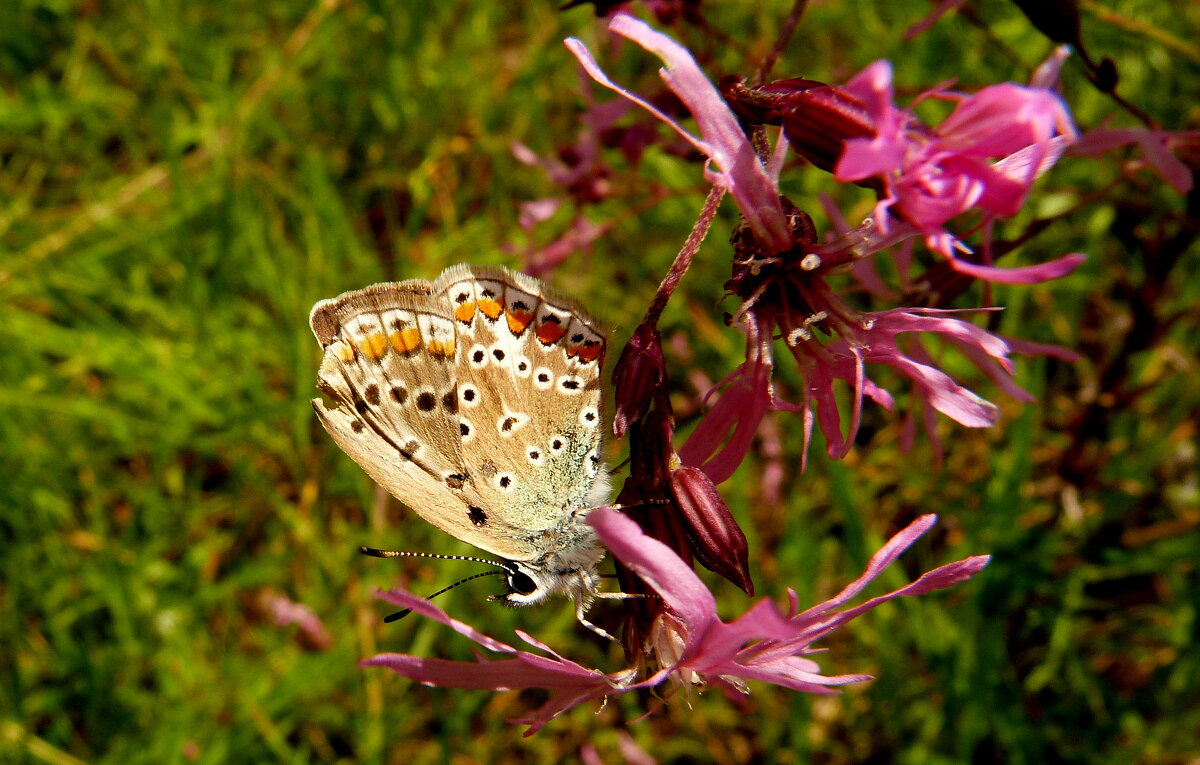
left=381, top=569, right=504, bottom=623
left=359, top=547, right=513, bottom=570
left=358, top=548, right=515, bottom=623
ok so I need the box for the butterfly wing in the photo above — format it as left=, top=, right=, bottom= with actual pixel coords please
left=309, top=281, right=540, bottom=560
left=435, top=265, right=608, bottom=549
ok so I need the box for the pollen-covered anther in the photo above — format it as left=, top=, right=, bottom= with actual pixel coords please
left=787, top=327, right=811, bottom=346
left=800, top=253, right=822, bottom=270
left=786, top=311, right=828, bottom=346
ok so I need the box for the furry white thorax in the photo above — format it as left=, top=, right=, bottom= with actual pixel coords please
left=495, top=467, right=612, bottom=609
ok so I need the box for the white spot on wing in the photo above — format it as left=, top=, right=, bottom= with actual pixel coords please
left=467, top=344, right=489, bottom=369
left=460, top=384, right=481, bottom=408
left=580, top=405, right=600, bottom=428
left=495, top=473, right=515, bottom=493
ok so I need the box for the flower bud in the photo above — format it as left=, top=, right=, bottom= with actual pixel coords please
left=775, top=85, right=876, bottom=173
left=612, top=323, right=665, bottom=437
left=626, top=407, right=675, bottom=490
left=719, top=75, right=827, bottom=125
left=669, top=466, right=754, bottom=595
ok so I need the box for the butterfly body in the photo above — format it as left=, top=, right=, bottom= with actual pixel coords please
left=310, top=265, right=610, bottom=612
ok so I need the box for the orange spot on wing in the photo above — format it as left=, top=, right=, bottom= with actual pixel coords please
left=536, top=321, right=566, bottom=346
left=478, top=298, right=503, bottom=320
left=361, top=333, right=390, bottom=359
left=390, top=328, right=422, bottom=353
left=506, top=309, right=534, bottom=335
left=576, top=343, right=603, bottom=363
left=427, top=339, right=456, bottom=357
left=454, top=302, right=476, bottom=324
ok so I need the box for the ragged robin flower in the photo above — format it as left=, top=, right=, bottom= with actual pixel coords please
left=363, top=508, right=990, bottom=735
left=571, top=15, right=1084, bottom=469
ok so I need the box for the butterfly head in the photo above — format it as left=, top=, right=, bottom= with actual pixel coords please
left=493, top=539, right=605, bottom=608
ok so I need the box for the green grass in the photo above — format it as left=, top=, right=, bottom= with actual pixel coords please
left=2, top=1, right=1198, bottom=763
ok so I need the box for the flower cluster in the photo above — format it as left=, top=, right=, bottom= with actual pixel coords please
left=571, top=15, right=1086, bottom=476
left=365, top=508, right=989, bottom=735
left=354, top=6, right=1200, bottom=736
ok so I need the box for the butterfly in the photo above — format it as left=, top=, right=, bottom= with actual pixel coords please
left=309, top=265, right=621, bottom=635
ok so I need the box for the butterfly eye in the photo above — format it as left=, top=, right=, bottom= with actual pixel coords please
left=507, top=570, right=537, bottom=595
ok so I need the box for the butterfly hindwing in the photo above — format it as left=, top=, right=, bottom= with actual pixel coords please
left=435, top=265, right=608, bottom=542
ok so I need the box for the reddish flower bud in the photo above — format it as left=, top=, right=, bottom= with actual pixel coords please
left=612, top=323, right=665, bottom=437
left=720, top=76, right=877, bottom=175
left=668, top=466, right=754, bottom=595
left=625, top=407, right=675, bottom=491
left=719, top=75, right=828, bottom=126
left=775, top=86, right=876, bottom=174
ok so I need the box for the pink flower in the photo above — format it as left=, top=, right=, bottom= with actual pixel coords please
left=570, top=16, right=1084, bottom=470
left=362, top=508, right=989, bottom=735
left=601, top=509, right=990, bottom=694
left=834, top=59, right=1078, bottom=269
left=261, top=591, right=333, bottom=650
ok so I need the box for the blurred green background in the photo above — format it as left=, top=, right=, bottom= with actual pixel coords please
left=2, top=1, right=1197, bottom=763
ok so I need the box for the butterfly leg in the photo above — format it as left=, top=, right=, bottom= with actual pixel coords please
left=574, top=596, right=620, bottom=643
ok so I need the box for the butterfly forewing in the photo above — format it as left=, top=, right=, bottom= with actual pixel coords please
left=311, top=265, right=608, bottom=568
left=310, top=279, right=542, bottom=560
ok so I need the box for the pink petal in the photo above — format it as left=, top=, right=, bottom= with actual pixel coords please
left=1073, top=128, right=1200, bottom=194
left=589, top=507, right=718, bottom=629
left=1001, top=334, right=1081, bottom=362
left=793, top=514, right=938, bottom=621
left=798, top=555, right=991, bottom=644
left=938, top=84, right=1075, bottom=155
left=375, top=588, right=517, bottom=654
left=1029, top=46, right=1071, bottom=90
left=361, top=652, right=601, bottom=691
left=883, top=354, right=999, bottom=427
left=947, top=252, right=1086, bottom=284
